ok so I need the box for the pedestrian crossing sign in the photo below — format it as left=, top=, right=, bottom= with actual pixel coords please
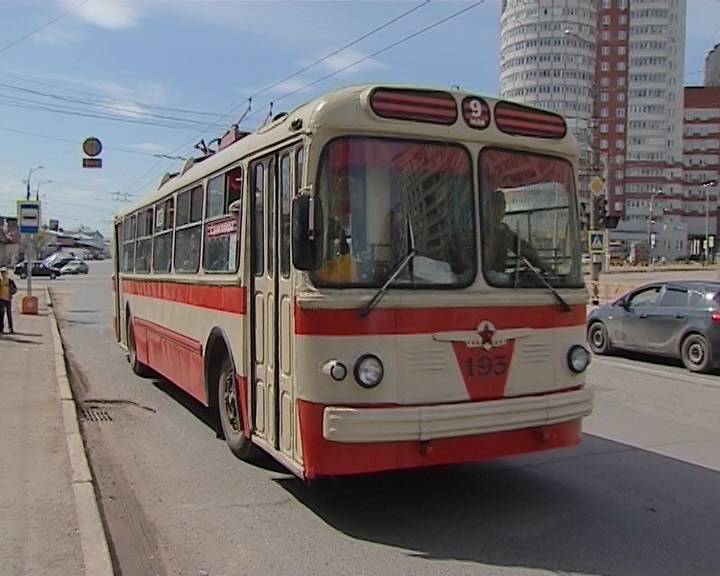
left=588, top=231, right=606, bottom=254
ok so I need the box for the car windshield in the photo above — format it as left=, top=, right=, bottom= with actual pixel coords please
left=310, top=137, right=476, bottom=288
left=479, top=147, right=584, bottom=289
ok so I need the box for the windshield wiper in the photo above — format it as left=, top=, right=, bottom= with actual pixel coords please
left=520, top=256, right=572, bottom=312
left=358, top=215, right=416, bottom=319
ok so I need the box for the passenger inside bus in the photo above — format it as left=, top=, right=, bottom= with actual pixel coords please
left=485, top=189, right=550, bottom=274
left=317, top=219, right=356, bottom=283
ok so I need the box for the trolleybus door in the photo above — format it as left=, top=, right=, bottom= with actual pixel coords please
left=249, top=149, right=299, bottom=459
left=275, top=150, right=296, bottom=459
left=249, top=157, right=281, bottom=449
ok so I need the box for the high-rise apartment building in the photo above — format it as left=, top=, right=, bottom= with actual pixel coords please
left=706, top=44, right=720, bottom=87
left=498, top=0, right=597, bottom=215
left=499, top=0, right=688, bottom=254
left=682, top=86, right=720, bottom=257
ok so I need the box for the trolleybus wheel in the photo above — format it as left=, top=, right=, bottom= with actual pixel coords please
left=681, top=333, right=712, bottom=373
left=127, top=317, right=152, bottom=378
left=218, top=357, right=256, bottom=460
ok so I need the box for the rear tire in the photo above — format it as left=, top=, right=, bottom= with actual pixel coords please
left=587, top=321, right=612, bottom=355
left=217, top=356, right=257, bottom=461
left=681, top=333, right=712, bottom=373
left=127, top=316, right=152, bottom=377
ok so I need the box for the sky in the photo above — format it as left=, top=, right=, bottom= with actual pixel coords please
left=1, top=0, right=719, bottom=237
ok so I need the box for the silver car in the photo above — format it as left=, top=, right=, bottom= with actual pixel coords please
left=60, top=260, right=89, bottom=275
left=586, top=280, right=720, bottom=373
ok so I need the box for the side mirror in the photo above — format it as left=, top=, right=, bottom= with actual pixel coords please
left=292, top=194, right=323, bottom=271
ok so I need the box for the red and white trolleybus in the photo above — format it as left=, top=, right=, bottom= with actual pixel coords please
left=111, top=84, right=594, bottom=480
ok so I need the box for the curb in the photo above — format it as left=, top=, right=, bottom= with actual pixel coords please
left=46, top=287, right=115, bottom=576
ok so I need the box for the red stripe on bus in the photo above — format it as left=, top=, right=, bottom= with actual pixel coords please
left=297, top=400, right=582, bottom=479
left=294, top=303, right=585, bottom=336
left=122, top=279, right=246, bottom=314
left=134, top=317, right=206, bottom=403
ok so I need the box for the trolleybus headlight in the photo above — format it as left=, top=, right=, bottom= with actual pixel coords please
left=567, top=345, right=591, bottom=373
left=353, top=354, right=384, bottom=388
left=321, top=360, right=347, bottom=382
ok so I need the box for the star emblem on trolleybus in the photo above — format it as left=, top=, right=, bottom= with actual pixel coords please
left=432, top=321, right=533, bottom=351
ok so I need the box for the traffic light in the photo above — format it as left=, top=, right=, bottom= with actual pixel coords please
left=594, top=196, right=607, bottom=229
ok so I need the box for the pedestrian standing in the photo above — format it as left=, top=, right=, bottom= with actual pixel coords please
left=0, top=266, right=17, bottom=334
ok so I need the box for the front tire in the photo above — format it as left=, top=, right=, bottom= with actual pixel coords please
left=588, top=321, right=612, bottom=355
left=217, top=356, right=257, bottom=460
left=681, top=333, right=712, bottom=373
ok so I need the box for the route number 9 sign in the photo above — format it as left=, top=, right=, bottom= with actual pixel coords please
left=462, top=96, right=490, bottom=130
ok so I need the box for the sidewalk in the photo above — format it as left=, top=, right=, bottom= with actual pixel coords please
left=0, top=289, right=112, bottom=576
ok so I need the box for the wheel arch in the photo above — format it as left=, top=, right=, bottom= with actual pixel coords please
left=204, top=327, right=238, bottom=409
left=676, top=328, right=704, bottom=356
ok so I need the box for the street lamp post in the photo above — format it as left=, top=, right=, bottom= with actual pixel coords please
left=25, top=165, right=43, bottom=201
left=647, top=189, right=664, bottom=268
left=700, top=180, right=717, bottom=266
left=564, top=28, right=602, bottom=302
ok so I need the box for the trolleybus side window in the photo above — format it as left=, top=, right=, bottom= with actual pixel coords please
left=203, top=168, right=242, bottom=273
left=253, top=163, right=265, bottom=276
left=153, top=197, right=174, bottom=273
left=122, top=215, right=136, bottom=273
left=226, top=167, right=243, bottom=212
left=280, top=152, right=292, bottom=278
left=135, top=207, right=154, bottom=274
left=174, top=185, right=203, bottom=274
left=206, top=175, right=224, bottom=219
left=311, top=137, right=475, bottom=288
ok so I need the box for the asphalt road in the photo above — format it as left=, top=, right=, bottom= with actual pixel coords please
left=39, top=262, right=720, bottom=576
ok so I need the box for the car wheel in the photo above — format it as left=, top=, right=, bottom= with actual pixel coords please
left=587, top=321, right=612, bottom=355
left=50, top=273, right=57, bottom=279
left=681, top=333, right=712, bottom=373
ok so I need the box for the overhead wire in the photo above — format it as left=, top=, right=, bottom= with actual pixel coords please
left=0, top=73, right=226, bottom=118
left=0, top=82, right=219, bottom=128
left=0, top=126, right=184, bottom=159
left=119, top=0, right=486, bottom=199
left=0, top=0, right=91, bottom=56
left=116, top=0, right=438, bottom=197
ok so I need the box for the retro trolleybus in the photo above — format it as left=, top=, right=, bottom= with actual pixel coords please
left=111, top=84, right=594, bottom=480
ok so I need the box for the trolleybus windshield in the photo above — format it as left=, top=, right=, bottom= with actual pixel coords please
left=312, top=136, right=475, bottom=288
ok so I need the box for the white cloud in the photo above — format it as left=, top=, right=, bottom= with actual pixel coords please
left=99, top=99, right=149, bottom=119
left=237, top=78, right=314, bottom=97
left=294, top=49, right=388, bottom=81
left=126, top=142, right=170, bottom=154
left=316, top=49, right=387, bottom=75
left=32, top=27, right=87, bottom=46
left=60, top=0, right=142, bottom=30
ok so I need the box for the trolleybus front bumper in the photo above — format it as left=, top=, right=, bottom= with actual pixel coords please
left=322, top=387, right=594, bottom=443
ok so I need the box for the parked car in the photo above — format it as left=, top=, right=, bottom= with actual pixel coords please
left=40, top=253, right=76, bottom=271
left=60, top=260, right=89, bottom=275
left=587, top=280, right=720, bottom=373
left=14, top=260, right=62, bottom=279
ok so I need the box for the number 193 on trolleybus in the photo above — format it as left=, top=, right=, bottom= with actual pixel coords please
left=111, top=84, right=594, bottom=480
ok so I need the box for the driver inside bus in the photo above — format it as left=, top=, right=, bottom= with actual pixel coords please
left=316, top=219, right=356, bottom=283
left=485, top=189, right=551, bottom=274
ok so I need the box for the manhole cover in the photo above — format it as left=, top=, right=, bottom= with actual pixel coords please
left=81, top=407, right=113, bottom=422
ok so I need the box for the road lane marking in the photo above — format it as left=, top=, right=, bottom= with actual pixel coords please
left=590, top=356, right=720, bottom=390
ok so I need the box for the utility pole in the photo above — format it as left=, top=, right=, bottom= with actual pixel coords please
left=589, top=84, right=603, bottom=305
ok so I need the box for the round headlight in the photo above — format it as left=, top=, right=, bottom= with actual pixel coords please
left=353, top=354, right=384, bottom=388
left=567, top=345, right=591, bottom=373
